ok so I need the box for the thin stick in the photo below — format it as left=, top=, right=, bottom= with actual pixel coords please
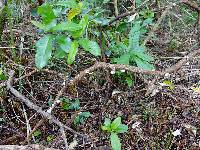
left=6, top=71, right=83, bottom=149
left=181, top=0, right=200, bottom=13
left=143, top=3, right=174, bottom=46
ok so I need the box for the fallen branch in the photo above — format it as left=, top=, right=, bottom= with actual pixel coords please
left=0, top=145, right=58, bottom=150
left=108, top=10, right=135, bottom=25
left=181, top=0, right=200, bottom=13
left=0, top=68, right=64, bottom=89
left=70, top=49, right=200, bottom=95
left=6, top=70, right=83, bottom=150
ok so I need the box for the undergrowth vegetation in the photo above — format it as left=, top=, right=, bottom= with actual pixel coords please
left=0, top=0, right=200, bottom=150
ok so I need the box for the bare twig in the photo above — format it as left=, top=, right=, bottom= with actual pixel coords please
left=23, top=80, right=68, bottom=143
left=181, top=0, right=200, bottom=13
left=109, top=10, right=135, bottom=25
left=6, top=70, right=84, bottom=149
left=0, top=68, right=65, bottom=89
left=143, top=3, right=174, bottom=46
left=0, top=145, right=59, bottom=150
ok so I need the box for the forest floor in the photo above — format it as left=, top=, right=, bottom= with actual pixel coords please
left=0, top=1, right=200, bottom=150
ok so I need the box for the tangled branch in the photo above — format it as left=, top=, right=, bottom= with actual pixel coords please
left=6, top=70, right=83, bottom=150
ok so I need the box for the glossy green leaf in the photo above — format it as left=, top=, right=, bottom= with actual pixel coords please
left=56, top=36, right=72, bottom=53
left=111, top=117, right=121, bottom=130
left=35, top=35, right=53, bottom=69
left=67, top=2, right=82, bottom=21
left=67, top=41, right=79, bottom=65
left=31, top=21, right=45, bottom=29
left=110, top=133, right=121, bottom=150
left=52, top=22, right=82, bottom=32
left=101, top=125, right=109, bottom=131
left=55, top=49, right=67, bottom=59
left=101, top=118, right=111, bottom=131
left=125, top=77, right=133, bottom=87
left=104, top=118, right=111, bottom=126
left=79, top=38, right=101, bottom=56
left=133, top=51, right=154, bottom=62
left=53, top=7, right=62, bottom=17
left=115, top=124, right=128, bottom=133
left=32, top=20, right=57, bottom=31
left=128, top=21, right=141, bottom=50
left=142, top=18, right=153, bottom=26
left=115, top=53, right=130, bottom=65
left=37, top=4, right=56, bottom=24
left=70, top=15, right=89, bottom=38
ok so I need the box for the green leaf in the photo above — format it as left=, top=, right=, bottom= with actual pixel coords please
left=104, top=118, right=111, bottom=126
left=68, top=99, right=80, bottom=110
left=55, top=49, right=67, bottom=59
left=140, top=9, right=154, bottom=19
left=110, top=133, right=121, bottom=150
left=52, top=22, right=82, bottom=32
left=101, top=118, right=111, bottom=131
left=134, top=57, right=154, bottom=70
left=101, top=125, right=109, bottom=131
left=31, top=20, right=57, bottom=31
left=47, top=135, right=54, bottom=143
left=111, top=117, right=121, bottom=130
left=93, top=17, right=109, bottom=26
left=0, top=69, right=7, bottom=81
left=53, top=7, right=62, bottom=17
left=128, top=21, right=141, bottom=50
left=37, top=4, right=56, bottom=24
left=56, top=36, right=72, bottom=53
left=73, top=112, right=91, bottom=125
left=79, top=38, right=101, bottom=56
left=33, top=130, right=41, bottom=137
left=132, top=51, right=154, bottom=62
left=125, top=77, right=133, bottom=87
left=31, top=21, right=45, bottom=29
left=142, top=18, right=153, bottom=26
left=163, top=80, right=174, bottom=90
left=35, top=35, right=53, bottom=69
left=55, top=0, right=78, bottom=8
left=67, top=2, right=83, bottom=21
left=67, top=41, right=79, bottom=65
left=70, top=15, right=89, bottom=38
left=136, top=0, right=142, bottom=7
left=115, top=53, right=130, bottom=65
left=115, top=124, right=128, bottom=133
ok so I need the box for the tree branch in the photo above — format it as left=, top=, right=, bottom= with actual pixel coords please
left=6, top=70, right=84, bottom=149
left=181, top=0, right=200, bottom=12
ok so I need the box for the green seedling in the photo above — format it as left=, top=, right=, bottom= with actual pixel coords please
left=33, top=130, right=42, bottom=138
left=47, top=135, right=54, bottom=143
left=101, top=117, right=128, bottom=150
left=61, top=98, right=80, bottom=111
left=73, top=111, right=91, bottom=126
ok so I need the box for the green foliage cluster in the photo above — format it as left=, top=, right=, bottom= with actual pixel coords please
left=102, top=117, right=128, bottom=150
left=32, top=0, right=155, bottom=70
left=32, top=0, right=102, bottom=69
left=110, top=10, right=155, bottom=70
left=31, top=2, right=156, bottom=148
left=60, top=98, right=91, bottom=126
